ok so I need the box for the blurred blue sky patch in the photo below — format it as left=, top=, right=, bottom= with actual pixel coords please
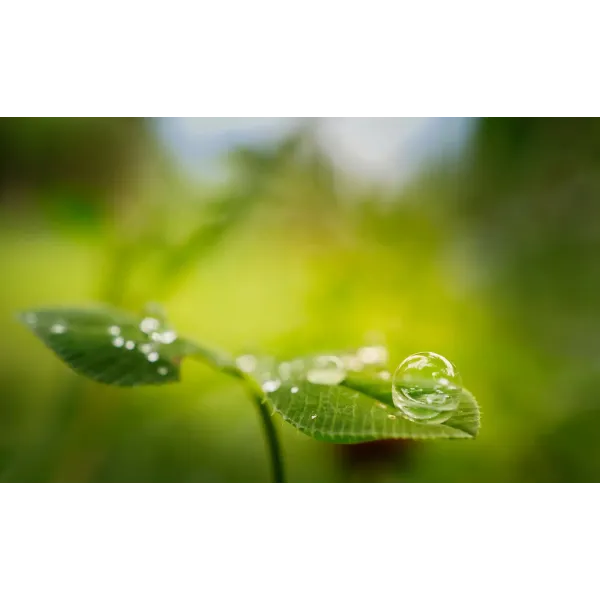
left=154, top=117, right=473, bottom=187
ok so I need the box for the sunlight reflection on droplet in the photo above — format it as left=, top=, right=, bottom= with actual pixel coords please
left=147, top=352, right=159, bottom=363
left=140, top=317, right=160, bottom=334
left=125, top=341, right=135, bottom=350
left=109, top=326, right=121, bottom=336
left=290, top=386, right=299, bottom=394
left=311, top=414, right=317, bottom=420
left=140, top=343, right=153, bottom=354
left=50, top=323, right=66, bottom=334
left=112, top=336, right=124, bottom=348
left=379, top=370, right=391, bottom=380
left=158, top=366, right=168, bottom=375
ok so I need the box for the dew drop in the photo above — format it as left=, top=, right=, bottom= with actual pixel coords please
left=159, top=330, right=177, bottom=344
left=341, top=354, right=364, bottom=372
left=379, top=370, right=391, bottom=380
left=23, top=313, right=37, bottom=326
left=357, top=345, right=388, bottom=366
left=310, top=414, right=317, bottom=420
left=278, top=362, right=292, bottom=381
left=158, top=366, right=168, bottom=376
left=262, top=379, right=281, bottom=393
left=290, top=386, right=299, bottom=394
left=147, top=352, right=159, bottom=363
left=112, top=336, right=125, bottom=348
left=109, top=325, right=121, bottom=336
left=139, top=343, right=153, bottom=354
left=140, top=317, right=160, bottom=334
left=125, top=340, right=135, bottom=350
left=50, top=323, right=66, bottom=334
left=387, top=414, right=396, bottom=420
left=236, top=354, right=257, bottom=373
left=392, top=352, right=461, bottom=424
left=306, top=356, right=346, bottom=386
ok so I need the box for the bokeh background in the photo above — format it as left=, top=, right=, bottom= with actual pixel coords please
left=1, top=117, right=598, bottom=482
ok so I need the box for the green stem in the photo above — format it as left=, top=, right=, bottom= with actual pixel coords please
left=189, top=352, right=286, bottom=483
left=252, top=390, right=286, bottom=483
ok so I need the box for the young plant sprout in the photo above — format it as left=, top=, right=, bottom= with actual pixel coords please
left=20, top=306, right=480, bottom=482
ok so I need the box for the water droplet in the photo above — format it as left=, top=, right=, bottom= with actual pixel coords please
left=147, top=352, right=159, bottom=363
left=306, top=356, right=346, bottom=385
left=50, top=323, right=66, bottom=334
left=139, top=343, right=153, bottom=354
left=158, top=366, right=168, bottom=376
left=341, top=354, right=364, bottom=372
left=262, top=379, right=281, bottom=393
left=23, top=313, right=37, bottom=326
left=112, top=336, right=125, bottom=348
left=392, top=352, right=461, bottom=424
left=357, top=345, right=388, bottom=366
left=310, top=414, right=317, bottom=420
left=140, top=317, right=160, bottom=334
left=387, top=414, right=396, bottom=420
left=109, top=325, right=121, bottom=336
left=379, top=370, right=391, bottom=380
left=278, top=362, right=292, bottom=380
left=159, top=330, right=177, bottom=344
left=236, top=354, right=257, bottom=373
left=290, top=386, right=299, bottom=394
left=125, top=340, right=135, bottom=350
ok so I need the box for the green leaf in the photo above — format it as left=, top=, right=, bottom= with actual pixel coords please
left=263, top=373, right=480, bottom=443
left=19, top=307, right=200, bottom=386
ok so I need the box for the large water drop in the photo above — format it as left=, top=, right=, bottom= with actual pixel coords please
left=392, top=352, right=461, bottom=424
left=306, top=356, right=346, bottom=386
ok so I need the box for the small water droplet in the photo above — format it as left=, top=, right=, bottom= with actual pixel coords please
left=159, top=330, right=177, bottom=344
left=125, top=340, right=135, bottom=350
left=392, top=352, right=461, bottom=424
left=306, top=356, right=346, bottom=385
left=262, top=379, right=281, bottom=393
left=112, top=336, right=125, bottom=348
left=278, top=362, right=292, bottom=381
left=236, top=354, right=257, bottom=373
left=341, top=354, right=364, bottom=372
left=310, top=414, right=317, bottom=420
left=290, top=386, right=299, bottom=394
left=147, top=352, right=159, bottom=363
left=357, top=345, right=388, bottom=366
left=379, top=370, right=391, bottom=380
left=387, top=414, right=396, bottom=420
left=158, top=366, right=168, bottom=375
left=376, top=402, right=387, bottom=410
left=140, top=317, right=160, bottom=334
left=23, top=313, right=37, bottom=326
left=139, top=343, right=153, bottom=354
left=109, top=325, right=121, bottom=336
left=50, top=323, right=66, bottom=334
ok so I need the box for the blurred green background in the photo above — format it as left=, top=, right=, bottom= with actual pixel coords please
left=1, top=117, right=598, bottom=482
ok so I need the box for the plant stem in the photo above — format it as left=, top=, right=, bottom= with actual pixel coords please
left=251, top=390, right=286, bottom=483
left=189, top=352, right=286, bottom=483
